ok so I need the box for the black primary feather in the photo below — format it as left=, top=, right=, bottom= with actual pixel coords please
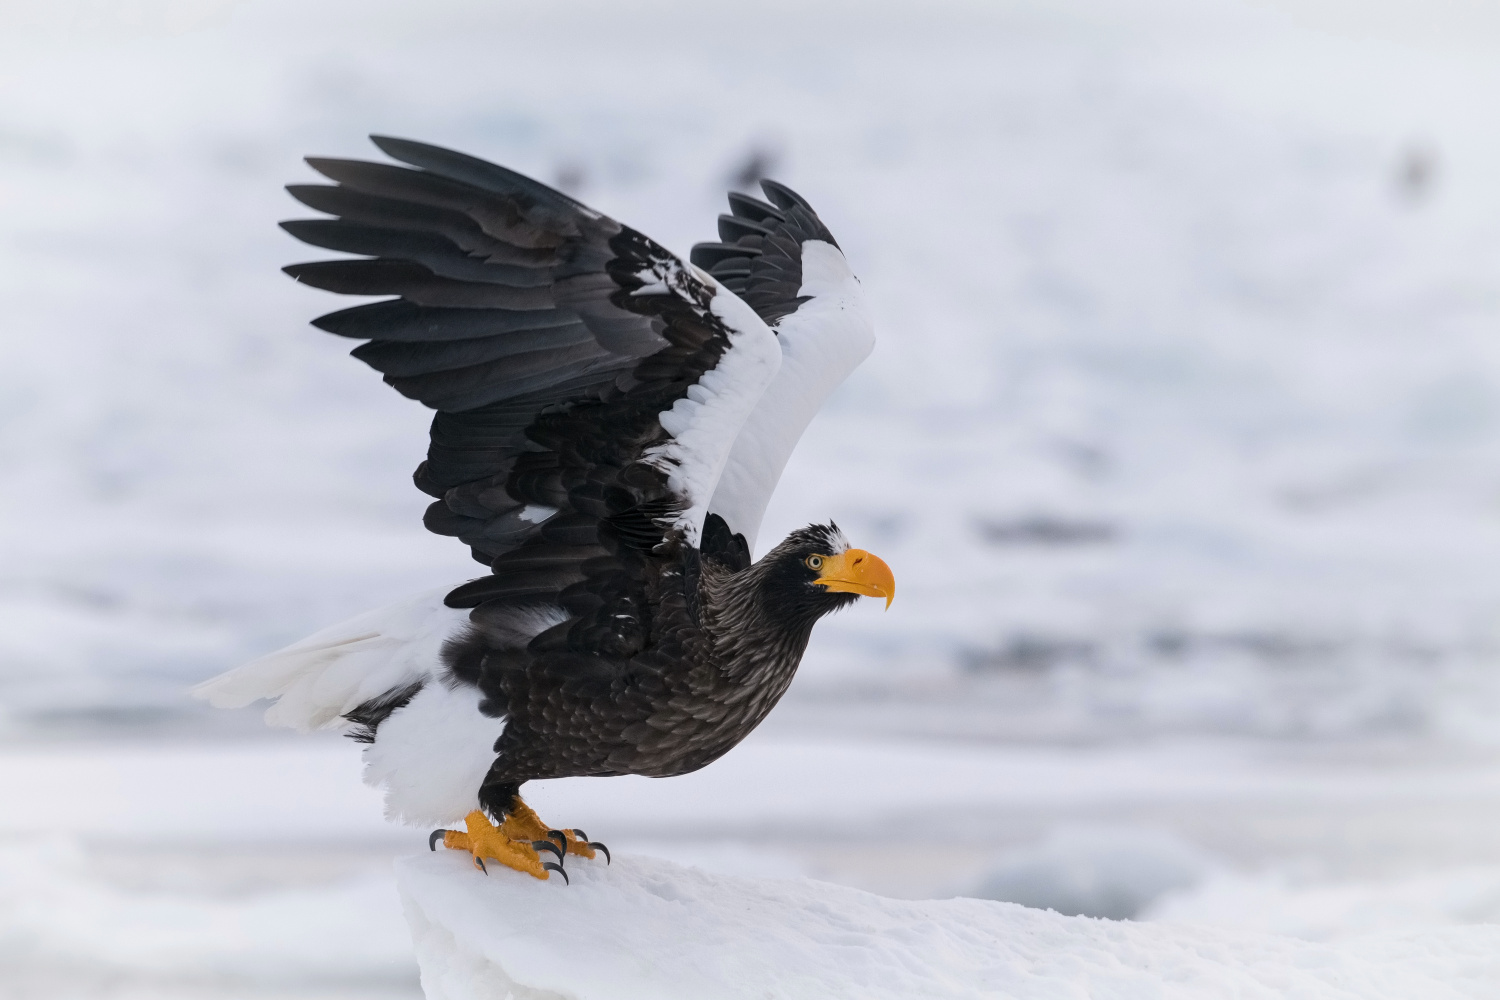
left=690, top=179, right=841, bottom=327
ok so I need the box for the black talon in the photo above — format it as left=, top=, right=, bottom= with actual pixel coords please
left=429, top=829, right=447, bottom=852
left=588, top=841, right=611, bottom=865
left=531, top=839, right=565, bottom=862
left=546, top=829, right=568, bottom=855
left=474, top=856, right=488, bottom=875
left=571, top=829, right=587, bottom=842
left=543, top=861, right=569, bottom=884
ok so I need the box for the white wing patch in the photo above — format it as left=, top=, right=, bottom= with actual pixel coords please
left=644, top=277, right=781, bottom=546
left=708, top=240, right=875, bottom=553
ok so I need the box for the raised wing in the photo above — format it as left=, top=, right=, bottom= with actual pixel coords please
left=282, top=137, right=780, bottom=632
left=691, top=183, right=875, bottom=554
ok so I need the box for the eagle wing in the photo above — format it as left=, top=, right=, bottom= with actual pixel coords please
left=197, top=138, right=778, bottom=723
left=692, top=185, right=875, bottom=554
left=199, top=137, right=781, bottom=731
left=282, top=137, right=779, bottom=580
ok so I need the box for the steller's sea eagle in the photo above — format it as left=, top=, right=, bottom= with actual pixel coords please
left=194, top=137, right=893, bottom=882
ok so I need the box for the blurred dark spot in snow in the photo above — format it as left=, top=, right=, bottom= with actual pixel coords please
left=553, top=161, right=586, bottom=195
left=1053, top=439, right=1112, bottom=480
left=50, top=583, right=126, bottom=610
left=972, top=827, right=1219, bottom=920
left=1146, top=629, right=1343, bottom=665
left=728, top=144, right=780, bottom=192
left=6, top=701, right=280, bottom=744
left=975, top=515, right=1117, bottom=546
left=963, top=625, right=1406, bottom=680
left=1278, top=467, right=1392, bottom=512
left=1395, top=142, right=1438, bottom=204
left=0, top=126, right=73, bottom=166
left=962, top=634, right=1096, bottom=673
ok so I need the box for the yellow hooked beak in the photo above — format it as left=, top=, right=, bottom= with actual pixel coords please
left=815, top=548, right=895, bottom=609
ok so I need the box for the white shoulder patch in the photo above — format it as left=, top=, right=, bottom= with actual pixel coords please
left=707, top=240, right=875, bottom=553
left=644, top=280, right=781, bottom=546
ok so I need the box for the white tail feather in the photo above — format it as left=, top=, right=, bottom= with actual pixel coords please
left=192, top=589, right=469, bottom=733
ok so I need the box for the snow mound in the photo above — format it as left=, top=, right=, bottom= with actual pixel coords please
left=396, top=852, right=1500, bottom=1000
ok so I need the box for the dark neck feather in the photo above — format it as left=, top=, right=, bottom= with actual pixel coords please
left=700, top=534, right=854, bottom=681
left=703, top=563, right=817, bottom=680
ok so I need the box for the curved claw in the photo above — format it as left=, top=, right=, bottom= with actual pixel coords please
left=429, top=829, right=447, bottom=852
left=531, top=839, right=565, bottom=862
left=474, top=855, right=488, bottom=875
left=546, top=829, right=568, bottom=856
left=571, top=829, right=587, bottom=842
left=587, top=841, right=611, bottom=865
left=542, top=861, right=569, bottom=884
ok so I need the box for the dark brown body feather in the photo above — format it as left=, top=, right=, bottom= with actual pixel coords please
left=446, top=525, right=855, bottom=818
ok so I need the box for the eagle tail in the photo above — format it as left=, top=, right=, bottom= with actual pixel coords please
left=191, top=588, right=467, bottom=733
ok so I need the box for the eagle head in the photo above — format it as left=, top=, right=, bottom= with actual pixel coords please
left=755, top=522, right=895, bottom=625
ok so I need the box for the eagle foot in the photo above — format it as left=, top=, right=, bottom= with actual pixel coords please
left=428, top=810, right=565, bottom=881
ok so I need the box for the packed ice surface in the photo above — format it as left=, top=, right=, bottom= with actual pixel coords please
left=0, top=839, right=416, bottom=996
left=397, top=850, right=1500, bottom=1000
left=6, top=733, right=1500, bottom=995
left=1147, top=865, right=1500, bottom=940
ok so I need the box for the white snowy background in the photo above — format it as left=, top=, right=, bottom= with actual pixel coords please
left=3, top=0, right=1500, bottom=996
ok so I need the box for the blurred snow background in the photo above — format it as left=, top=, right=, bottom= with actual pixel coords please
left=3, top=0, right=1500, bottom=995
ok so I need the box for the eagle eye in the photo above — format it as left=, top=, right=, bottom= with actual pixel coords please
left=805, top=555, right=824, bottom=570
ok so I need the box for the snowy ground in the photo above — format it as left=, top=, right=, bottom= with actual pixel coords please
left=396, top=851, right=1500, bottom=999
left=7, top=734, right=1500, bottom=996
left=3, top=0, right=1500, bottom=996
